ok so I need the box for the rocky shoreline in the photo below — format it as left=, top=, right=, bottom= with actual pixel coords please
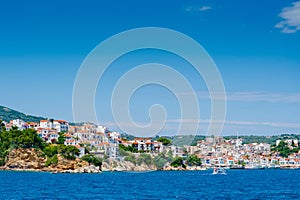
left=0, top=148, right=208, bottom=173
left=0, top=148, right=101, bottom=173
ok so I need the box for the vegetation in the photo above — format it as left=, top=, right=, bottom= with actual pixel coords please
left=137, top=153, right=152, bottom=165
left=0, top=127, right=45, bottom=165
left=45, top=155, right=58, bottom=167
left=186, top=155, right=202, bottom=166
left=0, top=105, right=46, bottom=123
left=170, top=135, right=208, bottom=146
left=120, top=133, right=135, bottom=141
left=120, top=133, right=300, bottom=147
left=157, top=137, right=172, bottom=146
left=58, top=145, right=79, bottom=160
left=43, top=145, right=58, bottom=157
left=57, top=132, right=66, bottom=144
left=124, top=154, right=136, bottom=165
left=0, top=127, right=80, bottom=166
left=237, top=160, right=246, bottom=166
left=153, top=153, right=170, bottom=169
left=81, top=154, right=102, bottom=167
left=119, top=148, right=131, bottom=157
left=153, top=156, right=167, bottom=169
left=119, top=144, right=137, bottom=153
left=171, top=157, right=186, bottom=168
left=271, top=140, right=300, bottom=158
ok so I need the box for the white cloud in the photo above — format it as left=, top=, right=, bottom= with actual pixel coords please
left=185, top=5, right=212, bottom=12
left=167, top=118, right=300, bottom=129
left=275, top=1, right=300, bottom=33
left=199, top=6, right=212, bottom=11
left=225, top=91, right=300, bottom=103
left=179, top=91, right=300, bottom=103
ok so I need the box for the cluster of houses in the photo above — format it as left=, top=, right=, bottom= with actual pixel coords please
left=183, top=136, right=300, bottom=169
left=2, top=118, right=166, bottom=159
left=2, top=118, right=121, bottom=158
left=3, top=118, right=300, bottom=169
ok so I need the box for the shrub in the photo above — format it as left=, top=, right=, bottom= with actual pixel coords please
left=58, top=145, right=79, bottom=160
left=154, top=155, right=167, bottom=169
left=124, top=154, right=136, bottom=165
left=171, top=157, right=184, bottom=168
left=43, top=145, right=58, bottom=157
left=186, top=155, right=202, bottom=166
left=137, top=153, right=152, bottom=165
left=157, top=137, right=172, bottom=146
left=45, top=155, right=58, bottom=167
left=81, top=154, right=102, bottom=167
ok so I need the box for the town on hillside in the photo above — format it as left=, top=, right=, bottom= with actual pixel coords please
left=2, top=118, right=300, bottom=170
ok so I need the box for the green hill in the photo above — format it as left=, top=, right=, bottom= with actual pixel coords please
left=0, top=106, right=46, bottom=123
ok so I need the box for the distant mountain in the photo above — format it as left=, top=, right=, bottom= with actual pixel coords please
left=0, top=106, right=46, bottom=123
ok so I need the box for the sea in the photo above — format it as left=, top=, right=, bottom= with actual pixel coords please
left=0, top=169, right=299, bottom=199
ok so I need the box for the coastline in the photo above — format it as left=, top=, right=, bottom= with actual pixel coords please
left=1, top=165, right=298, bottom=174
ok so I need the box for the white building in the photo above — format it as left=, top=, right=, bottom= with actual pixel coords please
left=96, top=125, right=107, bottom=133
left=53, top=120, right=69, bottom=132
left=40, top=120, right=54, bottom=129
left=11, top=119, right=26, bottom=130
left=40, top=119, right=69, bottom=133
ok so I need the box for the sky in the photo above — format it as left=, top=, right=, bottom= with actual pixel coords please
left=0, top=0, right=300, bottom=136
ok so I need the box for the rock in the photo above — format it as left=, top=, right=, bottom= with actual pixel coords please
left=4, top=148, right=45, bottom=170
left=100, top=159, right=157, bottom=172
left=3, top=148, right=101, bottom=173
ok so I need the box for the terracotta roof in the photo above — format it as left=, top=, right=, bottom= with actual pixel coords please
left=134, top=138, right=151, bottom=140
left=55, top=120, right=67, bottom=123
left=98, top=142, right=110, bottom=146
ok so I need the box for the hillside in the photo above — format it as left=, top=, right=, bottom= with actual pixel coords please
left=0, top=106, right=46, bottom=123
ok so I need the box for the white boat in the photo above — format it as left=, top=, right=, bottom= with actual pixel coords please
left=212, top=167, right=227, bottom=175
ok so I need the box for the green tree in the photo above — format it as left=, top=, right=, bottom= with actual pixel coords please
left=0, top=128, right=46, bottom=166
left=0, top=119, right=3, bottom=132
left=43, top=145, right=58, bottom=157
left=157, top=137, right=172, bottom=146
left=272, top=141, right=291, bottom=158
left=237, top=160, right=246, bottom=166
left=171, top=157, right=185, bottom=168
left=186, top=155, right=202, bottom=166
left=57, top=133, right=65, bottom=144
left=58, top=145, right=79, bottom=160
left=81, top=154, right=102, bottom=167
left=119, top=144, right=137, bottom=153
left=45, top=154, right=58, bottom=167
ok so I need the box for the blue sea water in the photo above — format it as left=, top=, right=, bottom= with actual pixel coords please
left=0, top=170, right=299, bottom=199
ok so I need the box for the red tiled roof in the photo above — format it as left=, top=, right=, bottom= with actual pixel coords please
left=134, top=138, right=151, bottom=140
left=55, top=120, right=67, bottom=123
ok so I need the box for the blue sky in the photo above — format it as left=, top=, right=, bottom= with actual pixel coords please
left=0, top=0, right=299, bottom=135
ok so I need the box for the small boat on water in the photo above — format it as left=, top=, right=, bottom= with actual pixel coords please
left=212, top=167, right=227, bottom=175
